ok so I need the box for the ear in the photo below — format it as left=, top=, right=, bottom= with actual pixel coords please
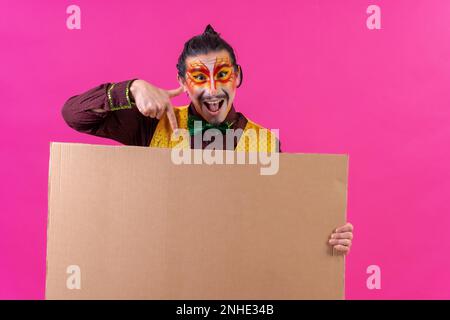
left=236, top=65, right=243, bottom=88
left=177, top=75, right=188, bottom=92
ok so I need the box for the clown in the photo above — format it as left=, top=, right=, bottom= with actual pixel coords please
left=62, top=24, right=353, bottom=254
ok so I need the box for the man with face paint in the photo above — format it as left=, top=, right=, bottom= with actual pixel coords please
left=62, top=25, right=354, bottom=255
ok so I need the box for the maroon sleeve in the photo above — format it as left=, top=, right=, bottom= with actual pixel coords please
left=61, top=80, right=158, bottom=146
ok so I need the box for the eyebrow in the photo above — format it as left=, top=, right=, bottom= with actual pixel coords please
left=188, top=66, right=208, bottom=72
left=187, top=62, right=210, bottom=73
left=215, top=62, right=232, bottom=68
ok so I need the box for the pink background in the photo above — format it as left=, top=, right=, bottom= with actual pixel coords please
left=1, top=0, right=450, bottom=299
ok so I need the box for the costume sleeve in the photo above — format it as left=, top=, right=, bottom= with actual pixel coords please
left=61, top=80, right=158, bottom=146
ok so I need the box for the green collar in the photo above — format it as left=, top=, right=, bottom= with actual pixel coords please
left=187, top=114, right=235, bottom=136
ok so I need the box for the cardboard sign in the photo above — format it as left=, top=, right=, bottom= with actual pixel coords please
left=46, top=142, right=348, bottom=299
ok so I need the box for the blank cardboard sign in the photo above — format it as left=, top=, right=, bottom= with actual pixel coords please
left=46, top=142, right=348, bottom=299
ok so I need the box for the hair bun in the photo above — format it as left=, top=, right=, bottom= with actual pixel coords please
left=204, top=24, right=219, bottom=36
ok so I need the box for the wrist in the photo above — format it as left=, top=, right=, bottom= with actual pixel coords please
left=129, top=79, right=142, bottom=96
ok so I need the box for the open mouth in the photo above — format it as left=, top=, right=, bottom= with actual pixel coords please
left=202, top=99, right=225, bottom=114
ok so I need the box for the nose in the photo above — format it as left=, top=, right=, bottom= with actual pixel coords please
left=209, top=77, right=217, bottom=95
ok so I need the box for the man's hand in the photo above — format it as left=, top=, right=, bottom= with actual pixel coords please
left=130, top=79, right=184, bottom=131
left=328, top=222, right=353, bottom=255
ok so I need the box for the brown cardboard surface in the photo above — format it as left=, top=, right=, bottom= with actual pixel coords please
left=46, top=142, right=348, bottom=300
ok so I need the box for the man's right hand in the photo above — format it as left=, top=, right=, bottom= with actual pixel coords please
left=130, top=79, right=184, bottom=131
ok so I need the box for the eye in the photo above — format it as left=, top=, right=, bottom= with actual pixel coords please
left=215, top=67, right=232, bottom=80
left=190, top=72, right=209, bottom=83
left=217, top=71, right=229, bottom=78
left=194, top=74, right=206, bottom=81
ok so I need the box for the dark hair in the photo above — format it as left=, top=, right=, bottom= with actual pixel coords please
left=177, top=24, right=242, bottom=87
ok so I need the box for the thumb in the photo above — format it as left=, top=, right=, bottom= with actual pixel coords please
left=166, top=86, right=184, bottom=98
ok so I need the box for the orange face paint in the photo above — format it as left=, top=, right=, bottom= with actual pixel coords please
left=186, top=57, right=236, bottom=91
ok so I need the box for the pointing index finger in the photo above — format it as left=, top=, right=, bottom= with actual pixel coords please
left=166, top=103, right=178, bottom=132
left=166, top=86, right=184, bottom=98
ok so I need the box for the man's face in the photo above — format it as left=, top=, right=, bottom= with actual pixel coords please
left=180, top=50, right=240, bottom=124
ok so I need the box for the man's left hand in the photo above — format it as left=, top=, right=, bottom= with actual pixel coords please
left=328, top=222, right=353, bottom=255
